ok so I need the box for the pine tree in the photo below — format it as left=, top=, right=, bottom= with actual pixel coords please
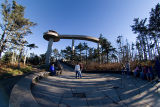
left=131, top=18, right=148, bottom=60
left=149, top=3, right=160, bottom=56
left=0, top=0, right=12, bottom=58
left=0, top=0, right=36, bottom=68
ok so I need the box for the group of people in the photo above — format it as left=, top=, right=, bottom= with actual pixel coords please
left=49, top=61, right=63, bottom=76
left=49, top=61, right=83, bottom=79
left=50, top=56, right=160, bottom=82
left=133, top=65, right=154, bottom=81
left=122, top=56, right=160, bottom=82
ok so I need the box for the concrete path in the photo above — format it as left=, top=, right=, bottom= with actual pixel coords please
left=0, top=76, right=22, bottom=107
left=32, top=64, right=160, bottom=107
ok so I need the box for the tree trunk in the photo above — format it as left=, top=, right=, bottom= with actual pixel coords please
left=0, top=39, right=7, bottom=59
left=18, top=45, right=24, bottom=68
left=0, top=30, right=6, bottom=46
left=101, top=54, right=103, bottom=63
left=157, top=39, right=160, bottom=55
left=143, top=48, right=147, bottom=60
left=23, top=49, right=28, bottom=66
left=0, top=34, right=9, bottom=59
left=97, top=43, right=100, bottom=64
left=154, top=37, right=160, bottom=55
left=24, top=55, right=27, bottom=66
left=11, top=51, right=15, bottom=64
left=146, top=37, right=151, bottom=60
left=80, top=50, right=82, bottom=61
left=18, top=51, right=22, bottom=68
left=86, top=50, right=87, bottom=65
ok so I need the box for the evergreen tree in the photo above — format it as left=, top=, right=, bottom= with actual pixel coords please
left=0, top=0, right=36, bottom=68
left=131, top=18, right=148, bottom=60
left=75, top=43, right=84, bottom=61
left=116, top=35, right=123, bottom=62
left=99, top=34, right=116, bottom=63
left=0, top=0, right=12, bottom=58
left=149, top=3, right=160, bottom=55
left=52, top=48, right=59, bottom=60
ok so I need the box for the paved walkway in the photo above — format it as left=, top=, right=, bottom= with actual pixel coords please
left=0, top=76, right=23, bottom=107
left=32, top=64, right=160, bottom=107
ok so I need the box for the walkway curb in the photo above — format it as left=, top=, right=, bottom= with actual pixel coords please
left=9, top=72, right=50, bottom=107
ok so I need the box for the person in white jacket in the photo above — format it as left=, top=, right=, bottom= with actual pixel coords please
left=74, top=62, right=82, bottom=78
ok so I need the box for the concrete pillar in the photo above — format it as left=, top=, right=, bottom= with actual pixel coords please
left=72, top=39, right=75, bottom=54
left=97, top=43, right=101, bottom=64
left=45, top=38, right=53, bottom=65
left=71, top=39, right=75, bottom=61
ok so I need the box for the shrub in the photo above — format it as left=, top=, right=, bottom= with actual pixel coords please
left=86, top=62, right=121, bottom=71
left=1, top=52, right=12, bottom=63
left=20, top=66, right=32, bottom=73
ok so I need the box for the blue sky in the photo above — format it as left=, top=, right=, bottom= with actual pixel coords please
left=1, top=0, right=160, bottom=55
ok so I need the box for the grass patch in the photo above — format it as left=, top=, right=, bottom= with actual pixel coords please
left=0, top=63, right=33, bottom=79
left=19, top=66, right=32, bottom=73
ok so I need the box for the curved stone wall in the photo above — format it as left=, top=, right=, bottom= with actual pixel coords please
left=9, top=72, right=50, bottom=107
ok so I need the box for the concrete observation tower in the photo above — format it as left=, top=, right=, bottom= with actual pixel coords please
left=43, top=30, right=100, bottom=65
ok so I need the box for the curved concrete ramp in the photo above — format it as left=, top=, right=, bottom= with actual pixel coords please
left=43, top=30, right=100, bottom=65
left=43, top=30, right=100, bottom=43
left=59, top=35, right=99, bottom=43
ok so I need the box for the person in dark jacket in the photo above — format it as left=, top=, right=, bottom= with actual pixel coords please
left=49, top=63, right=56, bottom=76
left=146, top=66, right=154, bottom=81
left=55, top=61, right=63, bottom=75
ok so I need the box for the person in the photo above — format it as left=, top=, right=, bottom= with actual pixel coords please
left=57, top=61, right=63, bottom=75
left=146, top=66, right=154, bottom=81
left=80, top=63, right=83, bottom=72
left=138, top=64, right=142, bottom=76
left=49, top=63, right=56, bottom=76
left=79, top=63, right=83, bottom=76
left=122, top=65, right=126, bottom=75
left=140, top=66, right=147, bottom=80
left=74, top=62, right=82, bottom=78
left=133, top=66, right=139, bottom=77
left=55, top=61, right=63, bottom=75
left=125, top=61, right=130, bottom=77
left=154, top=56, right=160, bottom=82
